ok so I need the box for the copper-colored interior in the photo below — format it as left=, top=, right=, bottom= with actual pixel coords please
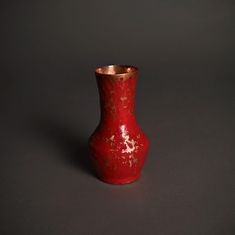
left=96, top=65, right=137, bottom=75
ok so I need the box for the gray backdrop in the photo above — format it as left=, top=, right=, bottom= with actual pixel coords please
left=1, top=0, right=235, bottom=234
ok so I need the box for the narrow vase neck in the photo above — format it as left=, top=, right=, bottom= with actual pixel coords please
left=96, top=75, right=138, bottom=126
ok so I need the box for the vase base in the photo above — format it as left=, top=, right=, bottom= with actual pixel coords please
left=98, top=174, right=141, bottom=185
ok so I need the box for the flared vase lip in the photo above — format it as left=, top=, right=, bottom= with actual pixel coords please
left=95, top=64, right=138, bottom=80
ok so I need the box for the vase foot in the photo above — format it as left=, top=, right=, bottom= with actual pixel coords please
left=98, top=174, right=141, bottom=185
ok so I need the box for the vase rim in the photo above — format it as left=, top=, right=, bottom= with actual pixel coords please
left=95, top=65, right=138, bottom=80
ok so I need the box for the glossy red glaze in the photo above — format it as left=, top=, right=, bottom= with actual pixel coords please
left=89, top=66, right=149, bottom=184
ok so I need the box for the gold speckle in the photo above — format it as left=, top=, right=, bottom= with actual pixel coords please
left=105, top=155, right=110, bottom=167
left=111, top=113, right=116, bottom=121
left=120, top=96, right=128, bottom=101
left=133, top=158, right=138, bottom=164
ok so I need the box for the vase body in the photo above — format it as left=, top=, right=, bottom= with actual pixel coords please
left=89, top=65, right=149, bottom=184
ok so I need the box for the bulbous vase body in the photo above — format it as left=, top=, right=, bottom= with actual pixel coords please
left=89, top=65, right=149, bottom=184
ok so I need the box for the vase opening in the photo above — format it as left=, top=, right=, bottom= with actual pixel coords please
left=95, top=65, right=138, bottom=76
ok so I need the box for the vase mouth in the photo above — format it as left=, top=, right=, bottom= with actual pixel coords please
left=95, top=65, right=138, bottom=79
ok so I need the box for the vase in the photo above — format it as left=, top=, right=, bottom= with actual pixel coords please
left=89, top=65, right=149, bottom=184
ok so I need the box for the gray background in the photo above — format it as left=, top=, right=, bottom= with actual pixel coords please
left=1, top=0, right=235, bottom=234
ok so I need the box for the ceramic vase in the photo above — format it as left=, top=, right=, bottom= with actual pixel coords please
left=89, top=65, right=149, bottom=184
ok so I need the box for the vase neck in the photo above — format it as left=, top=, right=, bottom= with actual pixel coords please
left=97, top=75, right=137, bottom=125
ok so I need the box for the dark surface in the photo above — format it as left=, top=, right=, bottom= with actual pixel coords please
left=1, top=0, right=235, bottom=234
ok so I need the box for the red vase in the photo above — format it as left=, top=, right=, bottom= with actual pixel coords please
left=89, top=65, right=149, bottom=184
